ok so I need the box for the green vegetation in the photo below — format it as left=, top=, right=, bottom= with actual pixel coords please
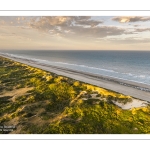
left=0, top=56, right=150, bottom=134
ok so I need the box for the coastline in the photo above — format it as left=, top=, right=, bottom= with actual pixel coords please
left=1, top=54, right=150, bottom=102
left=1, top=54, right=150, bottom=134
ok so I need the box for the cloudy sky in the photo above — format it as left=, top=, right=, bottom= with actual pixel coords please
left=0, top=16, right=150, bottom=50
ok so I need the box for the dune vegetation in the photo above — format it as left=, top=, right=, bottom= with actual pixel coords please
left=0, top=56, right=150, bottom=134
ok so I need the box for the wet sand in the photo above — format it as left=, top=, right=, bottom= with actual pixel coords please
left=1, top=54, right=150, bottom=102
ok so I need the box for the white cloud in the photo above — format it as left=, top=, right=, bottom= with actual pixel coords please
left=112, top=16, right=150, bottom=23
left=29, top=16, right=130, bottom=39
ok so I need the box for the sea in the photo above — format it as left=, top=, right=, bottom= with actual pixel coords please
left=1, top=50, right=150, bottom=86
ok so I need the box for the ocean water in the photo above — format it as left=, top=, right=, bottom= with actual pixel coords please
left=1, top=50, right=150, bottom=85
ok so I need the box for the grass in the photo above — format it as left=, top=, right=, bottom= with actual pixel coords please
left=0, top=56, right=150, bottom=134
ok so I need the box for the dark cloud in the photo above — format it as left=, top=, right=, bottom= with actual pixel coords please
left=75, top=20, right=103, bottom=27
left=74, top=16, right=103, bottom=27
left=112, top=16, right=150, bottom=23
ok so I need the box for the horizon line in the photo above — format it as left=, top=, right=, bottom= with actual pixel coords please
left=0, top=49, right=150, bottom=51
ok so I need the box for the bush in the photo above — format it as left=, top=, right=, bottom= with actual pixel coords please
left=48, top=83, right=75, bottom=101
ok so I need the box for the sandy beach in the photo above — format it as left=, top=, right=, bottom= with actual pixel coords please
left=1, top=54, right=150, bottom=102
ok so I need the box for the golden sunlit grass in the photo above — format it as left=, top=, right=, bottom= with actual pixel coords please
left=0, top=56, right=150, bottom=134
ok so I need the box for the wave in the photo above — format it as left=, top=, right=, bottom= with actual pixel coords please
left=51, top=61, right=116, bottom=73
left=1, top=52, right=150, bottom=85
left=2, top=52, right=117, bottom=73
left=122, top=72, right=149, bottom=79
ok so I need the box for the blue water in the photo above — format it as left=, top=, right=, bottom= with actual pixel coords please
left=1, top=50, right=150, bottom=85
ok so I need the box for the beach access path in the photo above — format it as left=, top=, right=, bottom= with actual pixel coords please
left=1, top=54, right=150, bottom=102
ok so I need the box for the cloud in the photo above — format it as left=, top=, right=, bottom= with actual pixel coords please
left=135, top=28, right=150, bottom=32
left=134, top=25, right=140, bottom=27
left=70, top=26, right=128, bottom=38
left=112, top=16, right=150, bottom=23
left=0, top=16, right=137, bottom=40
left=1, top=16, right=150, bottom=50
left=106, top=37, right=150, bottom=44
left=29, top=16, right=129, bottom=39
left=29, top=16, right=103, bottom=31
left=29, top=16, right=73, bottom=30
left=75, top=20, right=103, bottom=27
left=0, top=16, right=29, bottom=26
left=74, top=16, right=103, bottom=27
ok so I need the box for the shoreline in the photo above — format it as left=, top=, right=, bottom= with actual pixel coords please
left=1, top=54, right=150, bottom=102
left=1, top=54, right=150, bottom=134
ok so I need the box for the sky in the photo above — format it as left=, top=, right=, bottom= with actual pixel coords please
left=0, top=16, right=150, bottom=50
